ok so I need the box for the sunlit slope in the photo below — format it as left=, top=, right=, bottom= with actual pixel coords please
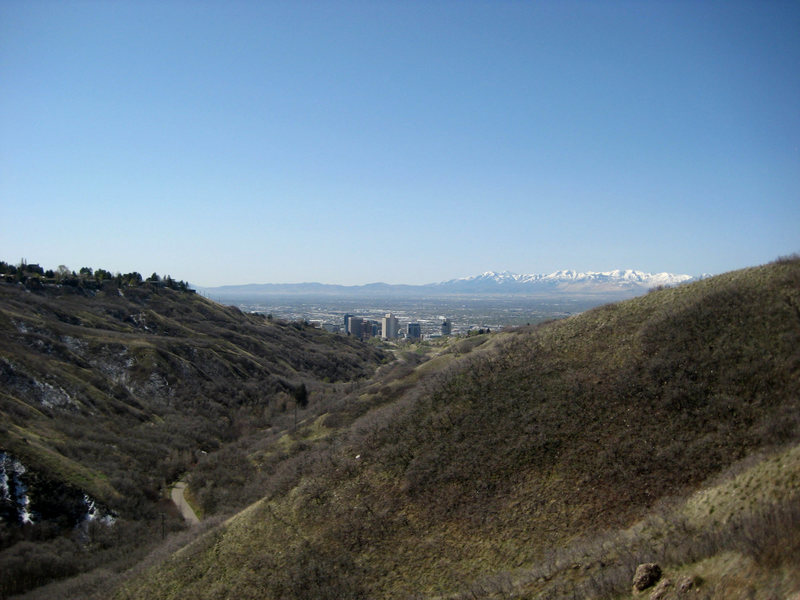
left=117, top=258, right=800, bottom=599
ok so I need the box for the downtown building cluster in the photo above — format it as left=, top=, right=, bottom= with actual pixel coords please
left=342, top=313, right=452, bottom=341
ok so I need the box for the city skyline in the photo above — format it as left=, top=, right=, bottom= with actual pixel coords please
left=2, top=2, right=798, bottom=286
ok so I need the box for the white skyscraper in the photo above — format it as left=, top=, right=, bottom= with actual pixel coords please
left=382, top=313, right=399, bottom=339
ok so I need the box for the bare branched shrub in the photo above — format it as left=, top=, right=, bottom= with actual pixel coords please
left=733, top=498, right=800, bottom=568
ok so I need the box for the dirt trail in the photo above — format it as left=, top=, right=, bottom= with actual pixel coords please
left=171, top=481, right=200, bottom=525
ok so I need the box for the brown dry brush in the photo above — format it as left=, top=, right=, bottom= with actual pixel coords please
left=498, top=494, right=800, bottom=600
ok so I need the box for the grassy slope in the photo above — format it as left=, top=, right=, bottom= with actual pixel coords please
left=114, top=258, right=800, bottom=599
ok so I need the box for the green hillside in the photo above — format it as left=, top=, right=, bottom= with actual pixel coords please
left=113, top=258, right=800, bottom=600
left=0, top=272, right=386, bottom=598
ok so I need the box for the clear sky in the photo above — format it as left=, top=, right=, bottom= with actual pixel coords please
left=2, top=1, right=798, bottom=286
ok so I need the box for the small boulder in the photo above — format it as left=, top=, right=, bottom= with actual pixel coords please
left=649, top=578, right=672, bottom=600
left=678, top=575, right=699, bottom=594
left=633, top=562, right=662, bottom=591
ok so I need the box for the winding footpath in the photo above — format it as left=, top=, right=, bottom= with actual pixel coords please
left=171, top=481, right=200, bottom=526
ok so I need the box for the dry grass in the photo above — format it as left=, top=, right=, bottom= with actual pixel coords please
left=114, top=258, right=800, bottom=599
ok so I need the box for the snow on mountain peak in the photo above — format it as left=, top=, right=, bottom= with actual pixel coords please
left=446, top=269, right=694, bottom=290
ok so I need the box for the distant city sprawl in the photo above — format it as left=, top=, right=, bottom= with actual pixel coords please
left=230, top=295, right=601, bottom=340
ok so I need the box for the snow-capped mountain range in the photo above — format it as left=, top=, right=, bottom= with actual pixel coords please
left=436, top=269, right=695, bottom=292
left=202, top=269, right=698, bottom=299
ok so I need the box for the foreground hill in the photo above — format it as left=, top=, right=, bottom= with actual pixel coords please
left=115, top=258, right=800, bottom=599
left=0, top=274, right=385, bottom=597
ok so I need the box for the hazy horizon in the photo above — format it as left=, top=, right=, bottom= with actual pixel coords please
left=198, top=266, right=699, bottom=290
left=2, top=2, right=798, bottom=286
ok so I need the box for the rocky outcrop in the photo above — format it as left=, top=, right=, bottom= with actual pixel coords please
left=648, top=577, right=672, bottom=599
left=633, top=562, right=662, bottom=591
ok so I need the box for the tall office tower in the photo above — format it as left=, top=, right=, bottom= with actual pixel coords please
left=441, top=318, right=452, bottom=336
left=382, top=313, right=399, bottom=339
left=347, top=316, right=363, bottom=338
left=407, top=322, right=422, bottom=340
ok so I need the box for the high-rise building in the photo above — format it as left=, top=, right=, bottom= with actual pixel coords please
left=407, top=322, right=421, bottom=340
left=382, top=313, right=399, bottom=339
left=441, top=318, right=452, bottom=336
left=362, top=320, right=373, bottom=339
left=347, top=316, right=363, bottom=338
left=343, top=313, right=354, bottom=334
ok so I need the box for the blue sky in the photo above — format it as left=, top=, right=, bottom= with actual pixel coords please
left=1, top=1, right=798, bottom=286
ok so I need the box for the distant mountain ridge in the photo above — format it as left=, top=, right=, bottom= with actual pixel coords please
left=435, top=269, right=694, bottom=291
left=201, top=269, right=698, bottom=298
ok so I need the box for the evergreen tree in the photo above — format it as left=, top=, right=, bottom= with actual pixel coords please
left=293, top=383, right=309, bottom=428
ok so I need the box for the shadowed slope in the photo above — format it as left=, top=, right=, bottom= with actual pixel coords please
left=0, top=280, right=385, bottom=597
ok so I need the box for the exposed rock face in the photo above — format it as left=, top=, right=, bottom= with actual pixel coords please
left=633, top=562, right=662, bottom=591
left=0, top=452, right=32, bottom=524
left=0, top=452, right=95, bottom=527
left=649, top=577, right=672, bottom=599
